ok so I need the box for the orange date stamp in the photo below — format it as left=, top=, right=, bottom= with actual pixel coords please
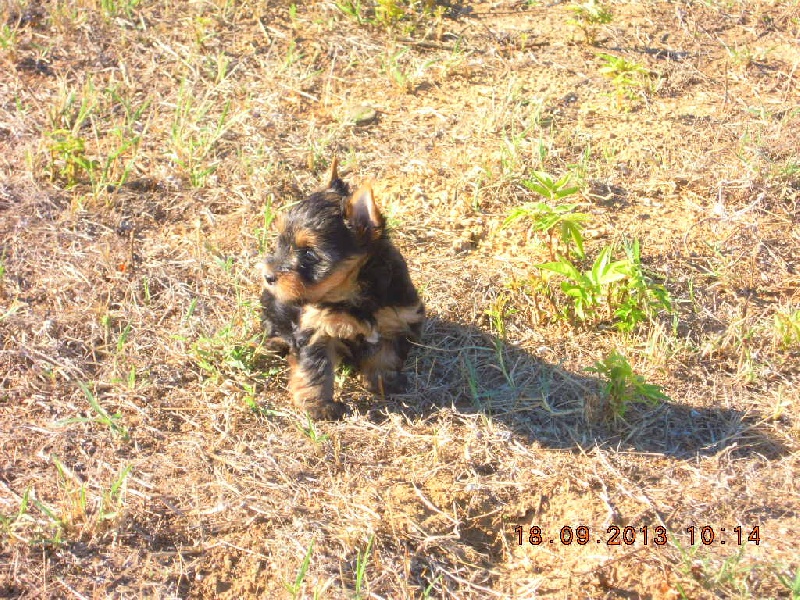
left=513, top=525, right=761, bottom=547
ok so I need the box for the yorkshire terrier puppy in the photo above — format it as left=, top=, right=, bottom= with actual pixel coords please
left=261, top=159, right=424, bottom=419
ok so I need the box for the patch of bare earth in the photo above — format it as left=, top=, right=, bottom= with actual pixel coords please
left=1, top=1, right=798, bottom=598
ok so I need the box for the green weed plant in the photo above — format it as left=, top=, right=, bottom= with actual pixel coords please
left=536, top=239, right=672, bottom=331
left=504, top=171, right=588, bottom=259
left=354, top=534, right=375, bottom=598
left=285, top=540, right=314, bottom=599
left=59, top=382, right=129, bottom=440
left=586, top=351, right=670, bottom=419
left=774, top=308, right=800, bottom=349
left=597, top=53, right=654, bottom=104
left=568, top=1, right=613, bottom=44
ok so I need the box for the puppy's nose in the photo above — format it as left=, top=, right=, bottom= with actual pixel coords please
left=260, top=261, right=278, bottom=286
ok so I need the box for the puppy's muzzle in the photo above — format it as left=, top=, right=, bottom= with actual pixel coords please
left=260, top=262, right=279, bottom=286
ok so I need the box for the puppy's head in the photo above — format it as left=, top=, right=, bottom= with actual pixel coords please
left=263, top=161, right=385, bottom=304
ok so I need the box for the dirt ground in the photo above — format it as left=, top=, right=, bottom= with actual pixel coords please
left=1, top=0, right=798, bottom=598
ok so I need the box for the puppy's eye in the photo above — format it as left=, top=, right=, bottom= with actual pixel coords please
left=299, top=248, right=318, bottom=264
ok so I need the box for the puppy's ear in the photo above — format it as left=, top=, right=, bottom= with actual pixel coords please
left=345, top=184, right=384, bottom=242
left=325, top=156, right=339, bottom=189
left=324, top=156, right=351, bottom=197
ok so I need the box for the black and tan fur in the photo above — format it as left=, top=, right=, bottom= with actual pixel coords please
left=261, top=159, right=424, bottom=419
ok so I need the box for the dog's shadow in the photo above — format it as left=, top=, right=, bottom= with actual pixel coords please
left=346, top=316, right=789, bottom=460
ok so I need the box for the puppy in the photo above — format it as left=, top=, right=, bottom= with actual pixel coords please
left=261, top=159, right=424, bottom=419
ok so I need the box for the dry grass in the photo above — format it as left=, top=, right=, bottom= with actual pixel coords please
left=1, top=0, right=799, bottom=598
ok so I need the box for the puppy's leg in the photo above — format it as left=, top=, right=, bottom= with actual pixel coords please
left=358, top=304, right=424, bottom=396
left=288, top=340, right=346, bottom=420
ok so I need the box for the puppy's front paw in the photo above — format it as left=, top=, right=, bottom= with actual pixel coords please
left=304, top=399, right=349, bottom=421
left=291, top=386, right=347, bottom=420
left=264, top=335, right=292, bottom=356
left=300, top=306, right=377, bottom=344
